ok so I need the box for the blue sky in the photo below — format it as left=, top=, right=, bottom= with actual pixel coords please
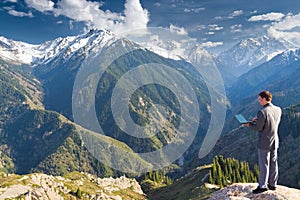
left=1, top=0, right=300, bottom=54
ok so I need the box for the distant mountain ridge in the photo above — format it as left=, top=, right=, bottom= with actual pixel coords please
left=228, top=48, right=300, bottom=105
left=218, top=35, right=296, bottom=77
left=0, top=29, right=116, bottom=65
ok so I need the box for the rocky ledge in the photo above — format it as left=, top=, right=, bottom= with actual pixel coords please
left=208, top=183, right=300, bottom=200
left=0, top=172, right=145, bottom=200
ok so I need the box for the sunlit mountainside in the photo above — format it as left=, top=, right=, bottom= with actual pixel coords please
left=0, top=27, right=299, bottom=199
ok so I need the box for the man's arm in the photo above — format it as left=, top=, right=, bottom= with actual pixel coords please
left=248, top=111, right=265, bottom=131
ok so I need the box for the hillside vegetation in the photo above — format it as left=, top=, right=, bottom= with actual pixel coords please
left=209, top=155, right=258, bottom=188
left=0, top=59, right=148, bottom=177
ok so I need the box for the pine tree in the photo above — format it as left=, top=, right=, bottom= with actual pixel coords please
left=254, top=164, right=260, bottom=180
left=217, top=163, right=223, bottom=187
left=76, top=188, right=82, bottom=199
left=212, top=159, right=218, bottom=183
left=208, top=155, right=259, bottom=187
left=209, top=169, right=214, bottom=184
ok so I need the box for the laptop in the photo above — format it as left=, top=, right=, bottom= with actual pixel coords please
left=234, top=114, right=253, bottom=124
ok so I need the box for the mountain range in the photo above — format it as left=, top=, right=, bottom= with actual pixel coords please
left=228, top=48, right=300, bottom=106
left=0, top=29, right=218, bottom=174
left=0, top=29, right=116, bottom=65
left=0, top=28, right=299, bottom=195
left=217, top=35, right=296, bottom=77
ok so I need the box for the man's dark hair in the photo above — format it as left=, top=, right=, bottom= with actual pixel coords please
left=259, top=90, right=272, bottom=101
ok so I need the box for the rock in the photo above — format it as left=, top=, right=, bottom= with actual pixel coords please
left=0, top=184, right=30, bottom=199
left=0, top=172, right=145, bottom=199
left=208, top=183, right=300, bottom=200
left=92, top=174, right=144, bottom=195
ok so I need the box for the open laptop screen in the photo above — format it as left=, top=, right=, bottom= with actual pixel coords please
left=234, top=114, right=253, bottom=124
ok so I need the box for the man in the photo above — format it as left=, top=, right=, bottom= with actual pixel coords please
left=244, top=90, right=282, bottom=194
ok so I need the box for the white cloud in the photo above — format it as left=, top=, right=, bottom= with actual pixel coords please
left=267, top=13, right=300, bottom=46
left=4, top=6, right=33, bottom=17
left=231, top=24, right=242, bottom=29
left=25, top=0, right=54, bottom=12
left=4, top=0, right=18, bottom=3
left=205, top=32, right=215, bottom=35
left=214, top=16, right=223, bottom=20
left=271, top=13, right=300, bottom=30
left=154, top=2, right=161, bottom=7
left=122, top=0, right=149, bottom=31
left=228, top=10, right=244, bottom=19
left=7, top=9, right=33, bottom=17
left=215, top=10, right=243, bottom=20
left=200, top=41, right=223, bottom=48
left=23, top=0, right=149, bottom=35
left=230, top=24, right=242, bottom=33
left=169, top=24, right=188, bottom=35
left=55, top=0, right=109, bottom=23
left=251, top=10, right=258, bottom=14
left=208, top=24, right=223, bottom=31
left=196, top=24, right=206, bottom=31
left=184, top=7, right=205, bottom=13
left=268, top=26, right=300, bottom=46
left=248, top=12, right=285, bottom=22
left=195, top=24, right=206, bottom=31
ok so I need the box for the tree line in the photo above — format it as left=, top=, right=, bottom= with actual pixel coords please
left=209, top=155, right=259, bottom=188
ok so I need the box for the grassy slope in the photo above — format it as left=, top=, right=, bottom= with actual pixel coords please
left=147, top=165, right=217, bottom=200
left=0, top=59, right=149, bottom=177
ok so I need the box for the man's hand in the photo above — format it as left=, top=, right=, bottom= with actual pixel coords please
left=243, top=123, right=250, bottom=127
left=252, top=117, right=258, bottom=122
left=243, top=117, right=257, bottom=127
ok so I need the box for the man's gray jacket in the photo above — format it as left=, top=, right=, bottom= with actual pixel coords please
left=250, top=103, right=282, bottom=150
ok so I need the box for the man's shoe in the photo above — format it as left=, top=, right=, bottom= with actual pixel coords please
left=268, top=184, right=276, bottom=191
left=252, top=187, right=268, bottom=194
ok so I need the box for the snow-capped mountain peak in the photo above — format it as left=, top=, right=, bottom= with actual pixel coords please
left=0, top=36, right=40, bottom=64
left=217, top=35, right=296, bottom=76
left=35, top=29, right=117, bottom=65
left=0, top=29, right=116, bottom=66
left=125, top=31, right=210, bottom=62
left=2, top=29, right=295, bottom=77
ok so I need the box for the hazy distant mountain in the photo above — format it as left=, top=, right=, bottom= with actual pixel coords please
left=218, top=35, right=296, bottom=77
left=228, top=48, right=300, bottom=105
